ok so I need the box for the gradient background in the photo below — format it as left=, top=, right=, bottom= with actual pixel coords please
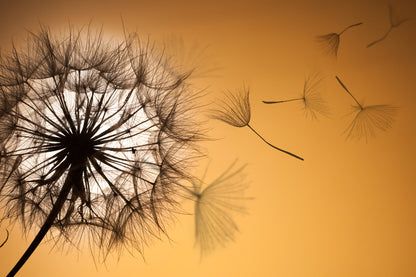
left=0, top=0, right=415, bottom=276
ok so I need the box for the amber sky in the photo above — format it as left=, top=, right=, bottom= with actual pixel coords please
left=0, top=0, right=415, bottom=276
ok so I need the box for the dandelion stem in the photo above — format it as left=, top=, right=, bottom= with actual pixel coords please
left=0, top=229, right=9, bottom=248
left=366, top=27, right=392, bottom=48
left=7, top=163, right=81, bottom=277
left=262, top=98, right=303, bottom=104
left=335, top=76, right=363, bottom=109
left=246, top=124, right=304, bottom=161
left=367, top=5, right=408, bottom=48
left=339, top=22, right=363, bottom=35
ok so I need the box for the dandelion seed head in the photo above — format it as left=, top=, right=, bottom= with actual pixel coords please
left=0, top=26, right=203, bottom=259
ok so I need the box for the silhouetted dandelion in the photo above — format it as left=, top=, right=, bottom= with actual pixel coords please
left=316, top=22, right=362, bottom=57
left=335, top=76, right=397, bottom=141
left=212, top=88, right=303, bottom=160
left=0, top=26, right=203, bottom=276
left=367, top=4, right=409, bottom=48
left=263, top=73, right=330, bottom=119
left=180, top=160, right=250, bottom=258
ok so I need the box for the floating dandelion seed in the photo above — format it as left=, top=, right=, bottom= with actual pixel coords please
left=316, top=22, right=363, bottom=57
left=263, top=73, right=330, bottom=119
left=0, top=26, right=203, bottom=276
left=335, top=76, right=397, bottom=141
left=212, top=88, right=303, bottom=160
left=180, top=160, right=250, bottom=258
left=367, top=4, right=409, bottom=48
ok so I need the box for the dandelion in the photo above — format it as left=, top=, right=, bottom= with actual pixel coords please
left=335, top=76, right=397, bottom=141
left=180, top=160, right=250, bottom=258
left=212, top=88, right=303, bottom=161
left=316, top=22, right=363, bottom=57
left=263, top=73, right=330, bottom=119
left=367, top=4, right=409, bottom=48
left=0, top=26, right=203, bottom=276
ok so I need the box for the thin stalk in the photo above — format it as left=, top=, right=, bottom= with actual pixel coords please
left=335, top=76, right=363, bottom=109
left=246, top=124, right=304, bottom=161
left=0, top=229, right=9, bottom=248
left=366, top=27, right=392, bottom=48
left=262, top=98, right=303, bottom=104
left=339, top=22, right=363, bottom=35
left=7, top=163, right=81, bottom=277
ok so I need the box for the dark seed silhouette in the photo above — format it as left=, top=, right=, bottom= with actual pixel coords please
left=335, top=76, right=397, bottom=141
left=316, top=22, right=363, bottom=57
left=212, top=88, right=303, bottom=160
left=263, top=73, right=330, bottom=119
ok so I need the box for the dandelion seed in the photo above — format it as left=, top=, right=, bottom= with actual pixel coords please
left=316, top=22, right=363, bottom=57
left=335, top=76, right=397, bottom=141
left=181, top=160, right=250, bottom=258
left=263, top=73, right=330, bottom=119
left=0, top=26, right=203, bottom=276
left=212, top=88, right=303, bottom=160
left=367, top=4, right=409, bottom=48
left=344, top=104, right=397, bottom=141
left=211, top=88, right=251, bottom=128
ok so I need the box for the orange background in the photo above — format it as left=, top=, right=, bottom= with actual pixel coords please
left=0, top=0, right=415, bottom=276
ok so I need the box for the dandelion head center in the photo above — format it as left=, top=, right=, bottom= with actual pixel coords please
left=61, top=133, right=95, bottom=162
